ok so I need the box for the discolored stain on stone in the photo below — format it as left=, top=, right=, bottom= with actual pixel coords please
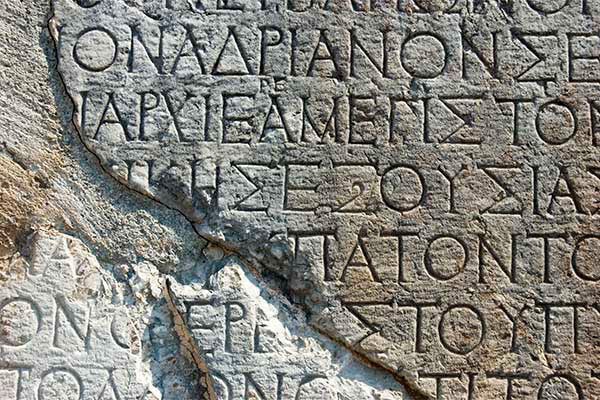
left=0, top=151, right=54, bottom=263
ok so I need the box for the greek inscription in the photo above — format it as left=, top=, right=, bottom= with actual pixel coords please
left=53, top=0, right=600, bottom=396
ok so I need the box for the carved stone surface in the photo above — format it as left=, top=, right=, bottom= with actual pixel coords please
left=0, top=230, right=202, bottom=400
left=41, top=0, right=600, bottom=397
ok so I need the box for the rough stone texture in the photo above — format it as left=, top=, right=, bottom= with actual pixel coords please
left=3, top=0, right=600, bottom=398
left=0, top=1, right=206, bottom=398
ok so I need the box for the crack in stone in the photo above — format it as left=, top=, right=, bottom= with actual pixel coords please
left=164, top=278, right=218, bottom=400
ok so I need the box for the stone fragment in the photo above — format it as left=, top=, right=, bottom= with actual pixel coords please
left=167, top=256, right=410, bottom=400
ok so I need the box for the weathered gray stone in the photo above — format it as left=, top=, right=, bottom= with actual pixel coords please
left=6, top=0, right=599, bottom=397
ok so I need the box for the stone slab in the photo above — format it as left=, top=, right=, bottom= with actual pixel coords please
left=50, top=0, right=600, bottom=398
